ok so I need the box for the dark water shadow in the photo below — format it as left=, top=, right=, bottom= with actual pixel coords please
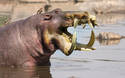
left=52, top=57, right=91, bottom=63
left=0, top=66, right=52, bottom=78
left=94, top=59, right=125, bottom=62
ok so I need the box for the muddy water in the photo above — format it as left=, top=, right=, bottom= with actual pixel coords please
left=0, top=2, right=125, bottom=78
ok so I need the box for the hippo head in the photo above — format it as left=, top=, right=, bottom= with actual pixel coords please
left=34, top=8, right=95, bottom=57
left=37, top=9, right=74, bottom=56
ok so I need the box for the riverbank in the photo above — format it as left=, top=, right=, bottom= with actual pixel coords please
left=0, top=0, right=125, bottom=24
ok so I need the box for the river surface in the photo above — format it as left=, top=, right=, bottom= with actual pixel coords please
left=0, top=2, right=125, bottom=78
left=0, top=14, right=125, bottom=78
left=50, top=15, right=125, bottom=78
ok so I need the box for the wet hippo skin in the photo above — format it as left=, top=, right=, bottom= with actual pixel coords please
left=0, top=9, right=73, bottom=67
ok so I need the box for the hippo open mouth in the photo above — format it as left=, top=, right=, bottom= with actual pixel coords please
left=38, top=8, right=97, bottom=56
left=54, top=10, right=96, bottom=56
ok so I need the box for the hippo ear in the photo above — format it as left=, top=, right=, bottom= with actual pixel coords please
left=37, top=7, right=43, bottom=14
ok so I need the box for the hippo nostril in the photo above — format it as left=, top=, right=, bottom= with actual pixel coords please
left=44, top=14, right=52, bottom=20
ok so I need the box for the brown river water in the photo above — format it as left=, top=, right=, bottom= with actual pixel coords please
left=0, top=1, right=125, bottom=78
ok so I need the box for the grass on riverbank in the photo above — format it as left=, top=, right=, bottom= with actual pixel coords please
left=0, top=16, right=10, bottom=27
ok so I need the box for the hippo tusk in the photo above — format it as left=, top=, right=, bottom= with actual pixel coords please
left=73, top=18, right=79, bottom=28
left=86, top=30, right=95, bottom=48
left=64, top=18, right=96, bottom=55
left=64, top=31, right=77, bottom=56
left=88, top=21, right=94, bottom=29
left=88, top=15, right=98, bottom=28
left=75, top=30, right=96, bottom=51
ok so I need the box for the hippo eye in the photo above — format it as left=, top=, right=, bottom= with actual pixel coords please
left=55, top=10, right=59, bottom=14
left=54, top=9, right=61, bottom=14
left=44, top=14, right=52, bottom=20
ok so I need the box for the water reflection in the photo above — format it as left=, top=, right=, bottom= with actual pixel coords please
left=0, top=66, right=52, bottom=78
left=97, top=39, right=120, bottom=46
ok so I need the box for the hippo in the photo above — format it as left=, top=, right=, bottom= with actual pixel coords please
left=0, top=8, right=95, bottom=67
left=96, top=32, right=125, bottom=40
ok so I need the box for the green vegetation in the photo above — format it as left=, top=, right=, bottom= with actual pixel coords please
left=0, top=16, right=9, bottom=27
